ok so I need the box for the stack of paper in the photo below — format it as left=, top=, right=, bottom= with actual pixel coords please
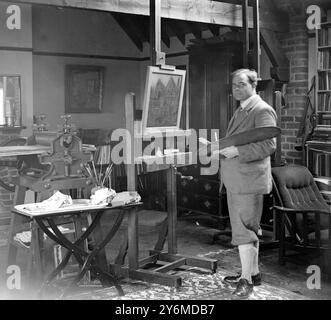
left=110, top=191, right=141, bottom=207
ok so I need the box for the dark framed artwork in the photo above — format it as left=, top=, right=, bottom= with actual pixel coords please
left=65, top=65, right=105, bottom=113
left=141, top=66, right=186, bottom=135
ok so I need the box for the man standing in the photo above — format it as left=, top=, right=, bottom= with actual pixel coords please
left=218, top=69, right=277, bottom=299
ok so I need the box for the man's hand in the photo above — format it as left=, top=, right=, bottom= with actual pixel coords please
left=198, top=137, right=211, bottom=145
left=218, top=146, right=239, bottom=158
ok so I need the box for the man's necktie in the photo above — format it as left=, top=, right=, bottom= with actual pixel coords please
left=234, top=106, right=244, bottom=119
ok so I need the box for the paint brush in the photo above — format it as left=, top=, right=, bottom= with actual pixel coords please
left=82, top=163, right=98, bottom=185
left=91, top=160, right=98, bottom=184
left=102, top=163, right=113, bottom=186
left=99, top=163, right=103, bottom=185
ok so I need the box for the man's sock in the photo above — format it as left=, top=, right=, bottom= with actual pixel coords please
left=238, top=243, right=254, bottom=283
left=252, top=240, right=259, bottom=276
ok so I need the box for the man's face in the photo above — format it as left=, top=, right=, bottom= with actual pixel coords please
left=232, top=73, right=255, bottom=102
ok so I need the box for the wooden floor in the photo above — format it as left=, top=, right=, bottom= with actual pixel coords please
left=0, top=210, right=330, bottom=300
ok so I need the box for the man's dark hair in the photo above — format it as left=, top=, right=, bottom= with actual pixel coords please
left=231, top=69, right=258, bottom=88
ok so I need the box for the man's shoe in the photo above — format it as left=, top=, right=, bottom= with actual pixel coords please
left=231, top=278, right=254, bottom=300
left=223, top=273, right=262, bottom=286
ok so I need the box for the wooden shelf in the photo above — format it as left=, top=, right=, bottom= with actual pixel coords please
left=317, top=22, right=331, bottom=120
left=0, top=126, right=26, bottom=132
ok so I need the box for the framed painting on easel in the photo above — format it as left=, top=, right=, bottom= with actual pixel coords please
left=141, top=66, right=186, bottom=136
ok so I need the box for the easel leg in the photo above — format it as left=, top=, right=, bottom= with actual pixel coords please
left=154, top=217, right=168, bottom=252
left=167, top=166, right=177, bottom=254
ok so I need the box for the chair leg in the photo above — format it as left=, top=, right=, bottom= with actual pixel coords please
left=278, top=213, right=286, bottom=266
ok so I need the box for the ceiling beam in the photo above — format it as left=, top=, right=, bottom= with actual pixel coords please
left=161, top=21, right=174, bottom=47
left=188, top=22, right=203, bottom=40
left=129, top=16, right=149, bottom=43
left=138, top=18, right=151, bottom=43
left=161, top=28, right=171, bottom=48
left=167, top=20, right=186, bottom=46
left=6, top=0, right=288, bottom=32
left=113, top=13, right=149, bottom=43
left=111, top=14, right=144, bottom=51
left=208, top=25, right=220, bottom=37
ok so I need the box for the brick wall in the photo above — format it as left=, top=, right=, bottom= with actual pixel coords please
left=276, top=2, right=310, bottom=165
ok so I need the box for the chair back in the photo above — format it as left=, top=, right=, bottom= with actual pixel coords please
left=272, top=165, right=329, bottom=212
left=272, top=165, right=330, bottom=241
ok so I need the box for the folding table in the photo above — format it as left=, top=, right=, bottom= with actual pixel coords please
left=12, top=201, right=142, bottom=298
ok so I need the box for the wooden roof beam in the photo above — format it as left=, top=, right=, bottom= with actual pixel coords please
left=208, top=25, right=220, bottom=37
left=166, top=20, right=186, bottom=46
left=188, top=22, right=203, bottom=40
left=111, top=14, right=144, bottom=51
left=126, top=15, right=150, bottom=43
left=162, top=21, right=177, bottom=46
left=161, top=27, right=171, bottom=48
left=7, top=0, right=289, bottom=32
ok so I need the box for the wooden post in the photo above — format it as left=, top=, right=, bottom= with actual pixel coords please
left=242, top=0, right=249, bottom=68
left=167, top=166, right=177, bottom=254
left=125, top=93, right=138, bottom=270
left=274, top=91, right=282, bottom=167
left=253, top=0, right=260, bottom=75
left=150, top=0, right=165, bottom=65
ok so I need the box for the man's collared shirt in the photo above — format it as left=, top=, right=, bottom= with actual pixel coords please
left=233, top=94, right=257, bottom=120
left=240, top=93, right=258, bottom=110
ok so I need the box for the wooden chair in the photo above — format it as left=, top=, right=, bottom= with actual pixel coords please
left=271, top=165, right=331, bottom=279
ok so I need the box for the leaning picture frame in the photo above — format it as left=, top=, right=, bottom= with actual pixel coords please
left=65, top=65, right=104, bottom=113
left=141, top=66, right=186, bottom=136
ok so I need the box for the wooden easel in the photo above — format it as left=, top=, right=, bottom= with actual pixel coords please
left=109, top=0, right=216, bottom=287
left=109, top=93, right=217, bottom=288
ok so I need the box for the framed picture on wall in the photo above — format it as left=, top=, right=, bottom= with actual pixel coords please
left=65, top=65, right=105, bottom=113
left=141, top=66, right=186, bottom=135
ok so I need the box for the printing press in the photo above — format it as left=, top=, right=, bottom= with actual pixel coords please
left=0, top=114, right=96, bottom=196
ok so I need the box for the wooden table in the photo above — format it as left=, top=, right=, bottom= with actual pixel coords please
left=12, top=201, right=142, bottom=298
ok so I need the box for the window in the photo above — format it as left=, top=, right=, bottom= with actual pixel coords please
left=0, top=75, right=22, bottom=127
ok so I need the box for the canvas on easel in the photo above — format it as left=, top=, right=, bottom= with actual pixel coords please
left=141, top=66, right=186, bottom=136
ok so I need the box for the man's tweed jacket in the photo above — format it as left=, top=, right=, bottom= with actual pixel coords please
left=220, top=95, right=277, bottom=195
